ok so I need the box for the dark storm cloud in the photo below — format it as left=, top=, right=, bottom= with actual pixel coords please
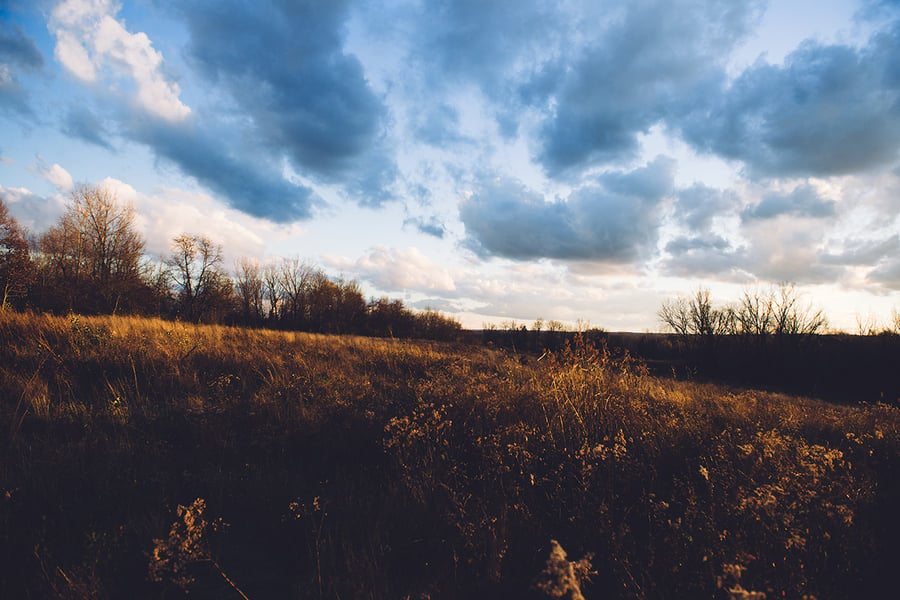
left=741, top=184, right=836, bottom=221
left=460, top=157, right=675, bottom=261
left=533, top=0, right=763, bottom=175
left=680, top=26, right=900, bottom=177
left=0, top=21, right=43, bottom=115
left=130, top=116, right=319, bottom=222
left=171, top=0, right=395, bottom=204
left=62, top=105, right=114, bottom=150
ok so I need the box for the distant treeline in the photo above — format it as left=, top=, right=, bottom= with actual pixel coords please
left=476, top=302, right=900, bottom=404
left=478, top=321, right=610, bottom=355
left=649, top=287, right=900, bottom=403
left=0, top=185, right=462, bottom=341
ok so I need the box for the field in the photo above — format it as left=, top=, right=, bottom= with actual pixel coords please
left=2, top=311, right=900, bottom=598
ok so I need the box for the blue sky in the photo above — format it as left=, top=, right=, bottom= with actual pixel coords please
left=2, top=0, right=900, bottom=331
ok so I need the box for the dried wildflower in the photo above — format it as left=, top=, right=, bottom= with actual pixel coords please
left=536, top=539, right=595, bottom=600
left=149, top=498, right=212, bottom=590
left=149, top=498, right=250, bottom=599
left=718, top=563, right=766, bottom=600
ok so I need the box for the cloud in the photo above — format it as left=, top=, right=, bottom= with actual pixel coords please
left=741, top=183, right=837, bottom=220
left=413, top=0, right=563, bottom=90
left=820, top=235, right=900, bottom=266
left=680, top=27, right=900, bottom=177
left=62, top=104, right=114, bottom=149
left=867, top=257, right=900, bottom=289
left=598, top=156, right=679, bottom=200
left=352, top=246, right=456, bottom=292
left=35, top=160, right=74, bottom=191
left=532, top=0, right=764, bottom=174
left=50, top=0, right=191, bottom=121
left=404, top=216, right=446, bottom=239
left=412, top=103, right=465, bottom=147
left=662, top=180, right=853, bottom=281
left=674, top=184, right=739, bottom=230
left=0, top=21, right=43, bottom=68
left=666, top=234, right=733, bottom=254
left=0, top=21, right=44, bottom=115
left=0, top=184, right=67, bottom=231
left=739, top=217, right=845, bottom=284
left=128, top=115, right=320, bottom=222
left=663, top=234, right=749, bottom=279
left=383, top=0, right=567, bottom=148
left=443, top=262, right=665, bottom=329
left=460, top=156, right=675, bottom=262
left=106, top=180, right=269, bottom=260
left=173, top=0, right=395, bottom=204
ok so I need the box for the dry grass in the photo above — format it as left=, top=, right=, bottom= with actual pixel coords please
left=2, top=311, right=899, bottom=598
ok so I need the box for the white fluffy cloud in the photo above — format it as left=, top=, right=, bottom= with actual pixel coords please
left=50, top=0, right=190, bottom=121
left=97, top=178, right=267, bottom=260
left=36, top=161, right=74, bottom=191
left=353, top=246, right=456, bottom=292
left=0, top=184, right=67, bottom=231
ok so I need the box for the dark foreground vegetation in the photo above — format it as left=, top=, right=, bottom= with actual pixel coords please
left=4, top=311, right=900, bottom=598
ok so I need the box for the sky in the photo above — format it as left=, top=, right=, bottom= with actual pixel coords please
left=2, top=0, right=900, bottom=332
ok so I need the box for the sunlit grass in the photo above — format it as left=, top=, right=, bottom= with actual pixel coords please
left=2, top=310, right=899, bottom=598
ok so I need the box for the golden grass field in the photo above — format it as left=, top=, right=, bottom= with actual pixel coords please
left=2, top=310, right=899, bottom=598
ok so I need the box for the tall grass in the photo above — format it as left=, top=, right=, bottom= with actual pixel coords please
left=2, top=311, right=899, bottom=598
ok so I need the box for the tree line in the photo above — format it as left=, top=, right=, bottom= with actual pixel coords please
left=657, top=285, right=829, bottom=340
left=649, top=285, right=900, bottom=402
left=0, top=185, right=462, bottom=341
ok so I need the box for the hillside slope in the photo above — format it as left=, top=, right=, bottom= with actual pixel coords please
left=2, top=311, right=899, bottom=598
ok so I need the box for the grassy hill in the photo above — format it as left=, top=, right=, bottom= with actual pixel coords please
left=2, top=311, right=899, bottom=598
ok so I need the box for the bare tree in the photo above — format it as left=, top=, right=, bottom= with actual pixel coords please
left=0, top=197, right=32, bottom=310
left=39, top=184, right=145, bottom=312
left=546, top=320, right=566, bottom=332
left=167, top=234, right=225, bottom=322
left=658, top=296, right=691, bottom=336
left=734, top=287, right=774, bottom=337
left=332, top=277, right=366, bottom=334
left=142, top=259, right=172, bottom=316
left=661, top=284, right=827, bottom=339
left=235, top=257, right=265, bottom=324
left=658, top=288, right=729, bottom=337
left=733, top=284, right=827, bottom=337
left=305, top=269, right=337, bottom=331
left=278, top=258, right=316, bottom=325
left=262, top=263, right=282, bottom=321
left=770, top=283, right=827, bottom=335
